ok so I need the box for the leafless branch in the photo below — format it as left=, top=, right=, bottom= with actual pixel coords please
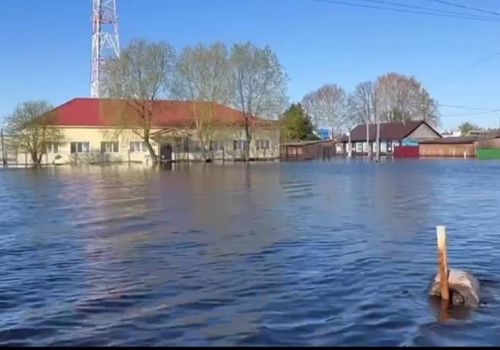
left=172, top=42, right=232, bottom=159
left=301, top=84, right=348, bottom=136
left=102, top=39, right=176, bottom=165
left=229, top=42, right=288, bottom=160
left=4, top=100, right=66, bottom=166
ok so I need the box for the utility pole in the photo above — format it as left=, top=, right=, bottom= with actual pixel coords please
left=1, top=128, right=5, bottom=167
left=348, top=127, right=352, bottom=157
left=375, top=102, right=380, bottom=162
left=366, top=123, right=370, bottom=158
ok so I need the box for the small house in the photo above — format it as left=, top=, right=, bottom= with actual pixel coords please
left=280, top=140, right=336, bottom=161
left=338, top=120, right=442, bottom=156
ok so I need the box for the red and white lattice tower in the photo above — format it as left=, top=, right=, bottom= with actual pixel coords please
left=90, top=0, right=120, bottom=98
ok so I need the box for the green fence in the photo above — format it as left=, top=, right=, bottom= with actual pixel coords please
left=477, top=148, right=500, bottom=160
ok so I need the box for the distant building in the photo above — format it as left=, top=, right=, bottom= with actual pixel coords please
left=441, top=130, right=461, bottom=138
left=315, top=128, right=332, bottom=140
left=468, top=129, right=500, bottom=137
left=338, top=120, right=442, bottom=156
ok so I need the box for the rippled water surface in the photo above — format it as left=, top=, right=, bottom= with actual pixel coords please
left=1, top=159, right=500, bottom=346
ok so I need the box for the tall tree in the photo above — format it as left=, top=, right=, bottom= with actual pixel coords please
left=102, top=39, right=176, bottom=165
left=280, top=103, right=319, bottom=142
left=172, top=42, right=232, bottom=160
left=301, top=84, right=348, bottom=136
left=229, top=42, right=288, bottom=161
left=374, top=72, right=440, bottom=126
left=347, top=81, right=376, bottom=125
left=4, top=100, right=65, bottom=166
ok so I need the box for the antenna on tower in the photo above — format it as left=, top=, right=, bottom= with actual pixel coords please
left=91, top=0, right=120, bottom=98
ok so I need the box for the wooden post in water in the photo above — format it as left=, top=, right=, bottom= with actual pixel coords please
left=437, top=225, right=450, bottom=301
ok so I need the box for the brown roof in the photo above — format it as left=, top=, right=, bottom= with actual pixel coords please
left=419, top=136, right=478, bottom=145
left=339, top=121, right=441, bottom=142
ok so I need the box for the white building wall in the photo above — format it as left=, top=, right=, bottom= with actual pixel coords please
left=3, top=126, right=280, bottom=166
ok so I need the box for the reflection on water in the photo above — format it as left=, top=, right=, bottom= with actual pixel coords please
left=1, top=159, right=500, bottom=346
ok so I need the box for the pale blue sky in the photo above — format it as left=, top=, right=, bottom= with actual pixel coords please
left=1, top=0, right=500, bottom=131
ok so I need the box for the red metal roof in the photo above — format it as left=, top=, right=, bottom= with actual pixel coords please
left=339, top=121, right=441, bottom=142
left=49, top=98, right=273, bottom=128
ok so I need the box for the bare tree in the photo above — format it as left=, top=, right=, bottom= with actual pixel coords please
left=374, top=72, right=440, bottom=126
left=4, top=100, right=65, bottom=166
left=229, top=42, right=288, bottom=161
left=301, top=84, right=348, bottom=137
left=172, top=42, right=232, bottom=160
left=102, top=39, right=176, bottom=165
left=347, top=81, right=376, bottom=125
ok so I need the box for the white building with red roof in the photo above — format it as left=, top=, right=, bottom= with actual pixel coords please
left=14, top=98, right=281, bottom=165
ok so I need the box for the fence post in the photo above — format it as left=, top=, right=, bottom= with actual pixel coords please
left=437, top=225, right=450, bottom=301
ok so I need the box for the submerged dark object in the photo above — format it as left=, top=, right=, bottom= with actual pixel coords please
left=429, top=268, right=481, bottom=308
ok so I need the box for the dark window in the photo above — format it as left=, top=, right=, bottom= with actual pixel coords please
left=233, top=140, right=248, bottom=151
left=256, top=140, right=270, bottom=150
left=70, top=142, right=90, bottom=154
left=210, top=141, right=224, bottom=151
left=129, top=141, right=146, bottom=152
left=190, top=141, right=202, bottom=153
left=101, top=141, right=119, bottom=153
left=45, top=142, right=59, bottom=153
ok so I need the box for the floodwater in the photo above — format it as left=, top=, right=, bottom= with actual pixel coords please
left=1, top=159, right=500, bottom=346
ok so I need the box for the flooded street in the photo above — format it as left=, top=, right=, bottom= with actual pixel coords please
left=1, top=159, right=500, bottom=346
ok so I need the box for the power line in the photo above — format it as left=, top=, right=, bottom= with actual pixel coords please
left=398, top=99, right=500, bottom=112
left=458, top=51, right=500, bottom=71
left=307, top=0, right=500, bottom=82
left=358, top=0, right=500, bottom=21
left=427, top=50, right=500, bottom=83
left=422, top=0, right=500, bottom=18
left=440, top=109, right=500, bottom=118
left=310, top=0, right=500, bottom=23
left=437, top=103, right=500, bottom=111
left=376, top=101, right=500, bottom=117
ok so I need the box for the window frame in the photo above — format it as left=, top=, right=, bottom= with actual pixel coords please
left=233, top=140, right=248, bottom=151
left=209, top=140, right=224, bottom=152
left=129, top=141, right=147, bottom=153
left=101, top=141, right=119, bottom=154
left=70, top=142, right=91, bottom=154
left=45, top=142, right=60, bottom=154
left=256, top=139, right=270, bottom=150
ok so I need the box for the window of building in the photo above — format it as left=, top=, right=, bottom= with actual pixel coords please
left=233, top=140, right=248, bottom=151
left=129, top=141, right=147, bottom=152
left=101, top=141, right=119, bottom=153
left=210, top=140, right=224, bottom=151
left=70, top=142, right=90, bottom=154
left=190, top=141, right=202, bottom=153
left=387, top=141, right=393, bottom=153
left=45, top=142, right=60, bottom=154
left=181, top=138, right=189, bottom=152
left=256, top=140, right=270, bottom=150
left=355, top=142, right=363, bottom=153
